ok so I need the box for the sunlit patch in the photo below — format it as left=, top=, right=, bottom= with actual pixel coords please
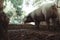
left=22, top=0, right=40, bottom=16
left=25, top=22, right=35, bottom=25
left=29, top=22, right=35, bottom=25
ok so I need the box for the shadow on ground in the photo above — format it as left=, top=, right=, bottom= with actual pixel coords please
left=8, top=24, right=60, bottom=40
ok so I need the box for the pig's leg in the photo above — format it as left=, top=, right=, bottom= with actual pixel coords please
left=35, top=21, right=40, bottom=29
left=51, top=18, right=58, bottom=31
left=46, top=18, right=50, bottom=30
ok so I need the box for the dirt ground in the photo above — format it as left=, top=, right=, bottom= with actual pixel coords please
left=8, top=24, right=60, bottom=40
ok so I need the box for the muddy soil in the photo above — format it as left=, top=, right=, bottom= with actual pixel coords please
left=8, top=24, right=60, bottom=40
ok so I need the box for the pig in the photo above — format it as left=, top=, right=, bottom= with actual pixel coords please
left=24, top=1, right=58, bottom=29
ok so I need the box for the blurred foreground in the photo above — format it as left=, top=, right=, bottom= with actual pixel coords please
left=8, top=24, right=60, bottom=40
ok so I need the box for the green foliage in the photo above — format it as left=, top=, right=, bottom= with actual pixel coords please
left=10, top=0, right=23, bottom=16
left=4, top=0, right=23, bottom=16
left=16, top=8, right=22, bottom=16
left=6, top=12, right=13, bottom=18
left=11, top=0, right=22, bottom=5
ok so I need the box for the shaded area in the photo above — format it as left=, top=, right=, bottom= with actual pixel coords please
left=8, top=24, right=60, bottom=31
left=8, top=24, right=60, bottom=40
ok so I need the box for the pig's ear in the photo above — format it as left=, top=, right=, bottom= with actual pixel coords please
left=51, top=4, right=57, bottom=10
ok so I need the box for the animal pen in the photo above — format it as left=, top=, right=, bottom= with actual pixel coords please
left=0, top=0, right=60, bottom=40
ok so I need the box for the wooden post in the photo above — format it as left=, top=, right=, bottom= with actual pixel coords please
left=0, top=0, right=9, bottom=40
